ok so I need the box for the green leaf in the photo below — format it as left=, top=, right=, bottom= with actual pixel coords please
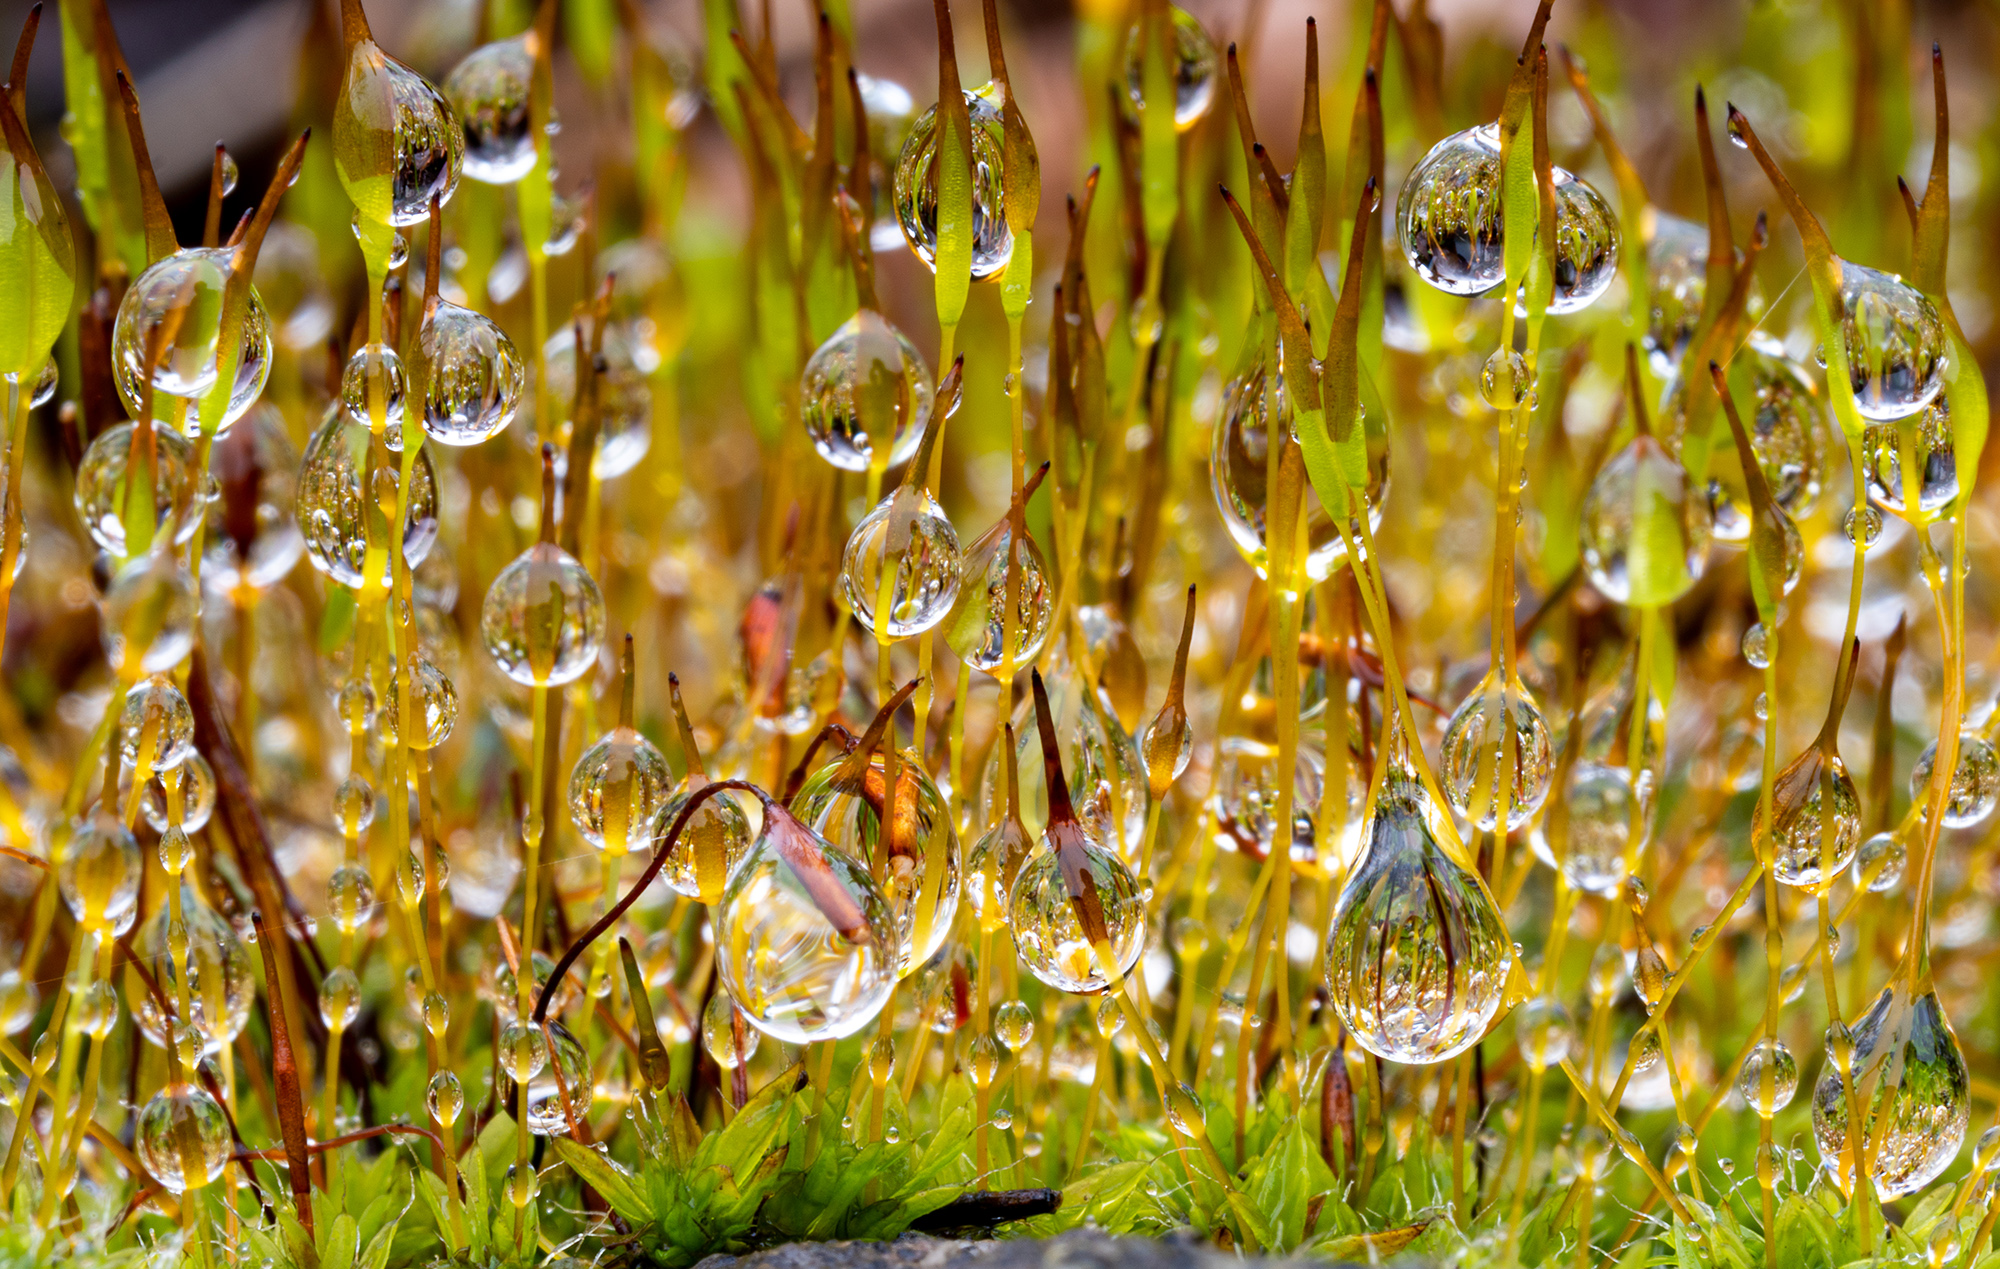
left=320, top=1212, right=359, bottom=1269
left=551, top=1137, right=656, bottom=1223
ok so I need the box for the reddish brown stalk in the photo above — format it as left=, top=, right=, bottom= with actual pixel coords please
left=1030, top=669, right=1110, bottom=945
left=253, top=912, right=314, bottom=1233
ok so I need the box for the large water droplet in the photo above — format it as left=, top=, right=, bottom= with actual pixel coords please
left=1545, top=168, right=1619, bottom=315
left=445, top=36, right=535, bottom=185
left=1910, top=733, right=2000, bottom=829
left=1579, top=434, right=1713, bottom=607
left=1438, top=672, right=1554, bottom=832
left=1397, top=124, right=1504, bottom=297
left=1812, top=985, right=1970, bottom=1199
left=800, top=310, right=933, bottom=473
left=480, top=541, right=605, bottom=686
left=838, top=491, right=963, bottom=640
left=1119, top=5, right=1218, bottom=131
left=1326, top=768, right=1512, bottom=1064
left=892, top=86, right=1014, bottom=282
left=1739, top=1038, right=1798, bottom=1117
left=73, top=422, right=215, bottom=557
left=654, top=779, right=755, bottom=904
left=111, top=247, right=271, bottom=430
left=569, top=726, right=672, bottom=851
left=1838, top=263, right=1946, bottom=423
left=135, top=1083, right=231, bottom=1193
left=1007, top=818, right=1147, bottom=995
left=419, top=301, right=523, bottom=445
left=296, top=410, right=440, bottom=589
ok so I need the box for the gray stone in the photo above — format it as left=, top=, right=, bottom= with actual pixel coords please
left=693, top=1229, right=1296, bottom=1269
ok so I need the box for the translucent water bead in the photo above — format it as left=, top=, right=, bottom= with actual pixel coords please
left=101, top=551, right=199, bottom=676
left=320, top=965, right=362, bottom=1029
left=715, top=798, right=897, bottom=1044
left=203, top=404, right=306, bottom=592
left=1738, top=1038, right=1798, bottom=1116
left=1008, top=820, right=1147, bottom=995
left=1812, top=986, right=1970, bottom=1199
left=73, top=422, right=215, bottom=556
left=943, top=497, right=1054, bottom=674
left=444, top=36, right=535, bottom=184
left=1327, top=770, right=1512, bottom=1064
left=143, top=757, right=214, bottom=835
left=481, top=541, right=605, bottom=686
left=702, top=993, right=761, bottom=1070
left=568, top=726, right=671, bottom=850
left=111, top=247, right=272, bottom=429
left=336, top=44, right=463, bottom=226
left=1835, top=262, right=1946, bottom=422
left=892, top=85, right=1014, bottom=282
left=1397, top=124, right=1504, bottom=297
left=1438, top=673, right=1555, bottom=831
left=296, top=410, right=440, bottom=589
left=1210, top=354, right=1388, bottom=583
left=131, top=887, right=254, bottom=1056
left=59, top=814, right=142, bottom=936
left=119, top=675, right=197, bottom=773
left=419, top=300, right=523, bottom=445
left=1528, top=760, right=1641, bottom=898
left=800, top=310, right=933, bottom=473
left=135, top=1084, right=231, bottom=1193
left=978, top=666, right=1149, bottom=861
left=1210, top=733, right=1361, bottom=877
left=1545, top=168, right=1619, bottom=315
left=339, top=343, right=409, bottom=445
left=379, top=657, right=458, bottom=749
left=839, top=491, right=963, bottom=639
left=1119, top=5, right=1218, bottom=130
left=524, top=1021, right=593, bottom=1135
left=1759, top=745, right=1863, bottom=889
left=793, top=747, right=962, bottom=976
left=656, top=780, right=755, bottom=903
left=1579, top=432, right=1713, bottom=607
left=1641, top=213, right=1711, bottom=375
left=1910, top=733, right=2000, bottom=829
left=1853, top=831, right=1906, bottom=892
left=534, top=323, right=653, bottom=478
left=1515, top=998, right=1574, bottom=1072
left=1863, top=400, right=1958, bottom=520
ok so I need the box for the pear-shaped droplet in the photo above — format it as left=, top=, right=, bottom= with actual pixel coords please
left=444, top=36, right=535, bottom=185
left=993, top=999, right=1035, bottom=1051
left=427, top=1069, right=464, bottom=1125
left=1758, top=746, right=1863, bottom=889
left=1439, top=673, right=1554, bottom=831
left=1812, top=985, right=1970, bottom=1199
left=838, top=491, right=963, bottom=639
left=132, top=886, right=254, bottom=1053
left=335, top=44, right=464, bottom=226
left=1911, top=733, right=2000, bottom=829
left=1837, top=262, right=1946, bottom=422
left=655, top=779, right=755, bottom=904
left=111, top=247, right=271, bottom=428
left=1326, top=769, right=1512, bottom=1064
left=943, top=507, right=1053, bottom=673
left=1530, top=759, right=1642, bottom=898
left=481, top=541, right=605, bottom=686
left=319, top=965, right=362, bottom=1030
left=892, top=86, right=1014, bottom=281
left=340, top=343, right=409, bottom=445
left=1853, top=831, right=1906, bottom=892
left=327, top=864, right=376, bottom=934
left=119, top=675, right=197, bottom=773
left=380, top=657, right=458, bottom=749
left=801, top=310, right=933, bottom=473
left=1007, top=823, right=1146, bottom=995
left=524, top=1019, right=593, bottom=1135
left=101, top=551, right=199, bottom=676
left=1119, top=5, right=1218, bottom=130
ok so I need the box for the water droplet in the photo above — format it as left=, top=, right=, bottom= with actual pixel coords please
left=1544, top=169, right=1620, bottom=315
left=119, top=675, right=197, bottom=774
left=1009, top=820, right=1146, bottom=995
left=327, top=864, right=375, bottom=935
left=702, top=992, right=761, bottom=1070
left=942, top=497, right=1054, bottom=673
left=794, top=747, right=962, bottom=976
left=1759, top=746, right=1863, bottom=888
left=1515, top=997, right=1574, bottom=1072
left=1741, top=623, right=1770, bottom=669
left=135, top=1083, right=231, bottom=1193
left=481, top=541, right=605, bottom=686
left=1439, top=672, right=1555, bottom=832
left=1812, top=985, right=1970, bottom=1199
left=530, top=323, right=653, bottom=478
left=445, top=37, right=534, bottom=183
left=1580, top=434, right=1713, bottom=607
left=892, top=86, right=1014, bottom=281
left=419, top=301, right=523, bottom=445
left=654, top=780, right=754, bottom=904
left=714, top=798, right=898, bottom=1044
left=993, top=999, right=1035, bottom=1051
left=1210, top=351, right=1388, bottom=583
left=1479, top=348, right=1533, bottom=411
left=569, top=726, right=671, bottom=852
left=1326, top=767, right=1512, bottom=1063
left=60, top=814, right=142, bottom=936
left=838, top=490, right=963, bottom=639
left=336, top=45, right=463, bottom=226
left=320, top=965, right=362, bottom=1030
left=1397, top=124, right=1504, bottom=297
left=1910, top=733, right=2000, bottom=829
left=296, top=412, right=439, bottom=589
left=1853, top=831, right=1906, bottom=892
left=426, top=1070, right=464, bottom=1126
left=1863, top=401, right=1959, bottom=520
left=1837, top=263, right=1947, bottom=423
left=801, top=310, right=933, bottom=472
left=1739, top=1038, right=1798, bottom=1116
left=1843, top=504, right=1884, bottom=546
left=380, top=657, right=458, bottom=750
left=1119, top=6, right=1218, bottom=131
left=111, top=247, right=271, bottom=429
left=74, top=423, right=216, bottom=558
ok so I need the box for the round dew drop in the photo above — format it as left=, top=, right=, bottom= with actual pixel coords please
left=892, top=86, right=1015, bottom=282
